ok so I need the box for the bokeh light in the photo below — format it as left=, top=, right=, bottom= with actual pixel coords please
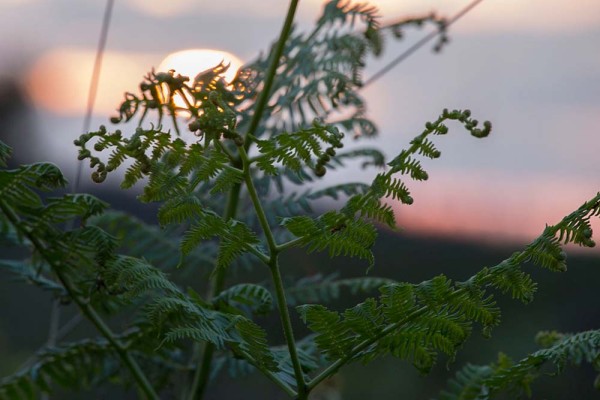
left=157, top=49, right=242, bottom=83
left=157, top=48, right=243, bottom=108
left=25, top=48, right=156, bottom=116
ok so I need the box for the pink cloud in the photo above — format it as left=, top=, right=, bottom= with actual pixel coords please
left=387, top=169, right=600, bottom=252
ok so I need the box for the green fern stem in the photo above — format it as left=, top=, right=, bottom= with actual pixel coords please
left=0, top=200, right=159, bottom=400
left=308, top=280, right=498, bottom=391
left=188, top=181, right=242, bottom=400
left=307, top=192, right=600, bottom=391
left=243, top=0, right=299, bottom=148
left=240, top=147, right=278, bottom=253
left=276, top=236, right=305, bottom=253
left=191, top=1, right=300, bottom=396
left=307, top=303, right=430, bottom=391
left=240, top=144, right=307, bottom=396
left=306, top=264, right=522, bottom=391
left=239, top=349, right=298, bottom=397
left=353, top=110, right=491, bottom=213
left=271, top=255, right=308, bottom=398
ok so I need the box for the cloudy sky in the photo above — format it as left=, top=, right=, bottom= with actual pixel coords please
left=0, top=0, right=599, bottom=246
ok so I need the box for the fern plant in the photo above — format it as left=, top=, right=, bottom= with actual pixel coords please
left=1, top=1, right=599, bottom=399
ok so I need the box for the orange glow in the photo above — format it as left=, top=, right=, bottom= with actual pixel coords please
left=24, top=48, right=243, bottom=117
left=387, top=169, right=600, bottom=250
left=157, top=49, right=243, bottom=109
left=157, top=49, right=242, bottom=83
left=25, top=48, right=157, bottom=116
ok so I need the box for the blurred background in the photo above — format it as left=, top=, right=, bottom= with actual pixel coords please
left=0, top=0, right=599, bottom=398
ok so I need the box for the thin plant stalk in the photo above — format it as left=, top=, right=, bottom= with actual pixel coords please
left=0, top=201, right=159, bottom=400
left=188, top=1, right=300, bottom=398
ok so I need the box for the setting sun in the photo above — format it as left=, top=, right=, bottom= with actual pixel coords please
left=157, top=49, right=243, bottom=109
left=24, top=48, right=243, bottom=117
left=157, top=49, right=243, bottom=84
left=25, top=48, right=155, bottom=116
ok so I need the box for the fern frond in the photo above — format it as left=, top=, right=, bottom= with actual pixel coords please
left=75, top=125, right=170, bottom=185
left=476, top=263, right=536, bottom=304
left=217, top=221, right=262, bottom=270
left=384, top=12, right=449, bottom=53
left=161, top=323, right=230, bottom=349
left=254, top=119, right=344, bottom=178
left=385, top=330, right=438, bottom=373
left=298, top=286, right=477, bottom=373
left=283, top=211, right=377, bottom=269
left=102, top=256, right=275, bottom=365
left=103, top=255, right=179, bottom=300
left=446, top=285, right=500, bottom=338
left=286, top=273, right=395, bottom=306
left=63, top=225, right=119, bottom=268
left=0, top=165, right=119, bottom=283
left=439, top=330, right=600, bottom=400
left=300, top=193, right=600, bottom=378
left=265, top=183, right=371, bottom=229
left=181, top=212, right=261, bottom=272
left=525, top=234, right=567, bottom=272
left=146, top=294, right=238, bottom=350
left=91, top=211, right=215, bottom=272
left=330, top=148, right=386, bottom=169
left=238, top=1, right=452, bottom=142
left=157, top=194, right=204, bottom=226
left=414, top=137, right=441, bottom=159
left=334, top=116, right=378, bottom=139
left=381, top=310, right=472, bottom=373
left=268, top=192, right=314, bottom=221
left=211, top=167, right=245, bottom=194
left=213, top=283, right=274, bottom=316
left=319, top=0, right=380, bottom=29
left=343, top=298, right=384, bottom=343
left=438, top=363, right=493, bottom=400
left=186, top=148, right=233, bottom=189
left=340, top=109, right=491, bottom=229
left=369, top=306, right=470, bottom=371
left=233, top=0, right=386, bottom=140
left=0, top=140, right=12, bottom=167
left=140, top=161, right=188, bottom=202
left=0, top=259, right=66, bottom=298
left=230, top=318, right=279, bottom=372
left=27, top=194, right=108, bottom=231
left=556, top=214, right=595, bottom=247
left=110, top=65, right=241, bottom=137
left=275, top=336, right=322, bottom=382
left=332, top=110, right=491, bottom=234
left=0, top=337, right=121, bottom=399
left=379, top=283, right=417, bottom=323
left=155, top=303, right=278, bottom=373
left=371, top=174, right=413, bottom=203
left=345, top=195, right=397, bottom=228
left=76, top=123, right=241, bottom=202
left=307, top=183, right=371, bottom=201
left=297, top=305, right=354, bottom=360
left=0, top=163, right=67, bottom=208
left=180, top=212, right=228, bottom=256
left=3, top=196, right=113, bottom=280
left=212, top=335, right=321, bottom=386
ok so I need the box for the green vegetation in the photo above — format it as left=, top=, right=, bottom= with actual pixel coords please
left=1, top=1, right=598, bottom=399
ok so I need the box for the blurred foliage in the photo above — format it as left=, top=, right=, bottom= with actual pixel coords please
left=1, top=1, right=599, bottom=399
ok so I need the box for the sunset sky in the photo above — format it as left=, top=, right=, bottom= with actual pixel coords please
left=0, top=0, right=598, bottom=246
